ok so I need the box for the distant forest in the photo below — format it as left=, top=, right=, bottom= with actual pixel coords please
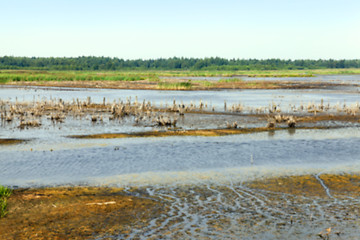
left=1, top=56, right=360, bottom=71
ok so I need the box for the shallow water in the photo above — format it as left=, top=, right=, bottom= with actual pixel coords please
left=1, top=86, right=360, bottom=239
left=1, top=127, right=360, bottom=187
left=1, top=85, right=359, bottom=112
left=2, top=128, right=360, bottom=239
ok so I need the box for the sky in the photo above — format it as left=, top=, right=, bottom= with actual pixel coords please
left=1, top=0, right=360, bottom=59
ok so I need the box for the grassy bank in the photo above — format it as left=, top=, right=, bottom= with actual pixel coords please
left=0, top=69, right=356, bottom=91
left=0, top=185, right=12, bottom=218
left=157, top=68, right=360, bottom=77
left=0, top=70, right=160, bottom=84
left=1, top=68, right=360, bottom=85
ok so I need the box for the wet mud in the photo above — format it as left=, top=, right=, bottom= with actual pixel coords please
left=68, top=126, right=335, bottom=139
left=1, top=174, right=360, bottom=239
left=0, top=187, right=164, bottom=240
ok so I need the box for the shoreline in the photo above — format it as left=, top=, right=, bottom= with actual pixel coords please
left=1, top=79, right=353, bottom=91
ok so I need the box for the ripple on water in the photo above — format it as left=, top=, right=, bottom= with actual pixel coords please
left=1, top=128, right=360, bottom=187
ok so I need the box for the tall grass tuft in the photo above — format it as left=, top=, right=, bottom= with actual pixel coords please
left=157, top=81, right=193, bottom=90
left=0, top=185, right=12, bottom=218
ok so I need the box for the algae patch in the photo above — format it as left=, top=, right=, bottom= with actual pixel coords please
left=67, top=126, right=334, bottom=139
left=0, top=138, right=26, bottom=145
left=0, top=187, right=164, bottom=239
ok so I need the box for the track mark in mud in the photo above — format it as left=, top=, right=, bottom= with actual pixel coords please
left=3, top=175, right=360, bottom=239
left=315, top=174, right=334, bottom=199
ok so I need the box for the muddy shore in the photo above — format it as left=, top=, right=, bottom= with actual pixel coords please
left=3, top=79, right=353, bottom=90
left=1, top=173, right=359, bottom=239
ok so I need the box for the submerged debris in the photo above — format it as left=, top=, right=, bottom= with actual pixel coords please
left=226, top=121, right=238, bottom=129
left=19, top=120, right=41, bottom=129
left=287, top=116, right=296, bottom=128
left=266, top=119, right=276, bottom=128
left=0, top=96, right=358, bottom=133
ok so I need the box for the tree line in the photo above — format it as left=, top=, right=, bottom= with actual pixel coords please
left=1, top=56, right=359, bottom=71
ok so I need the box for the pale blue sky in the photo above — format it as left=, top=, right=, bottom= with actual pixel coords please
left=1, top=0, right=359, bottom=59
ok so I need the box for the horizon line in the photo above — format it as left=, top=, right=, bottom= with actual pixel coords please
left=1, top=56, right=359, bottom=61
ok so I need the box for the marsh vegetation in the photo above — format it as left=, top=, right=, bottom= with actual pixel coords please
left=0, top=186, right=12, bottom=218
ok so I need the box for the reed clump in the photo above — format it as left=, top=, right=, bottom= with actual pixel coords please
left=1, top=95, right=359, bottom=135
left=0, top=185, right=12, bottom=218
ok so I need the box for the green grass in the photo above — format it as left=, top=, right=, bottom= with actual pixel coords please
left=246, top=73, right=314, bottom=77
left=157, top=81, right=193, bottom=90
left=0, top=68, right=359, bottom=85
left=0, top=71, right=159, bottom=83
left=0, top=185, right=12, bottom=218
left=158, top=68, right=360, bottom=77
left=218, top=78, right=244, bottom=83
left=192, top=80, right=215, bottom=88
